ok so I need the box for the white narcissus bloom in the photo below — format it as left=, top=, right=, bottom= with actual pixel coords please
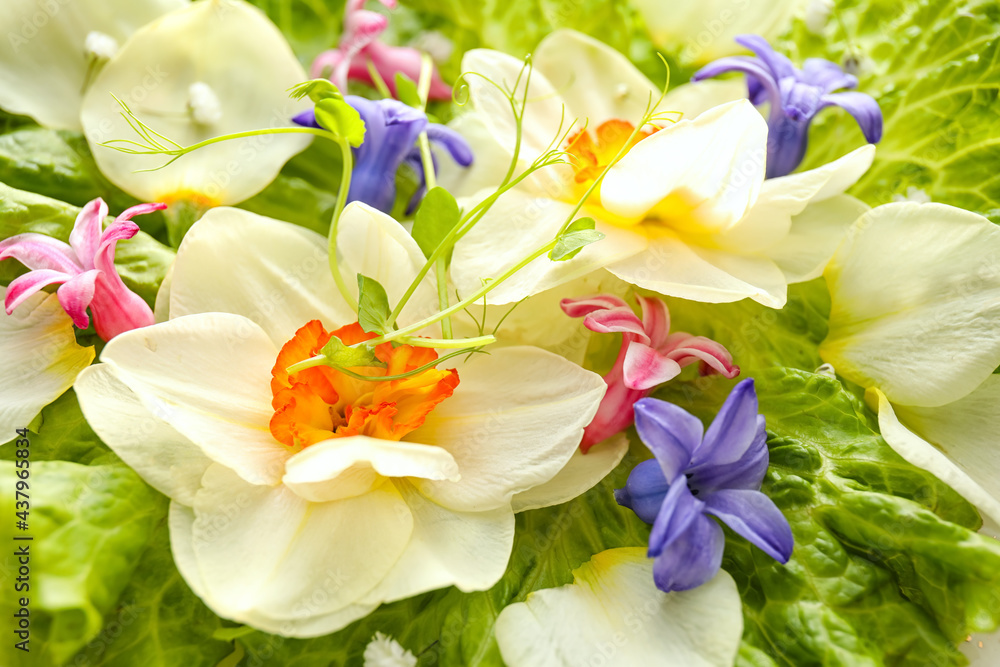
left=74, top=204, right=621, bottom=637
left=446, top=30, right=873, bottom=310
left=80, top=0, right=311, bottom=207
left=0, top=288, right=94, bottom=442
left=820, top=202, right=1000, bottom=524
left=494, top=547, right=743, bottom=667
left=0, top=0, right=184, bottom=130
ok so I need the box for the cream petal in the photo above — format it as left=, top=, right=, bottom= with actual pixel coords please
left=875, top=389, right=1000, bottom=525
left=357, top=480, right=515, bottom=603
left=449, top=189, right=645, bottom=304
left=169, top=207, right=352, bottom=346
left=662, top=80, right=749, bottom=120
left=153, top=261, right=173, bottom=323
left=80, top=0, right=310, bottom=204
left=607, top=234, right=787, bottom=308
left=533, top=30, right=660, bottom=129
left=75, top=364, right=211, bottom=506
left=98, top=312, right=288, bottom=486
left=437, top=111, right=512, bottom=198
left=511, top=433, right=629, bottom=513
left=282, top=435, right=460, bottom=503
left=822, top=202, right=1000, bottom=407
left=335, top=202, right=438, bottom=327
left=189, top=464, right=412, bottom=627
left=411, top=346, right=606, bottom=512
left=601, top=100, right=767, bottom=229
left=495, top=547, right=743, bottom=667
left=765, top=194, right=869, bottom=283
left=0, top=290, right=94, bottom=442
left=0, top=0, right=183, bottom=129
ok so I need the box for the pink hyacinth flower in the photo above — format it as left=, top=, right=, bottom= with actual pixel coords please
left=562, top=294, right=740, bottom=453
left=0, top=198, right=165, bottom=342
left=311, top=0, right=452, bottom=101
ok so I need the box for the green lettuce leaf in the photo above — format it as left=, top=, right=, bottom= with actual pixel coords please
left=780, top=0, right=1000, bottom=221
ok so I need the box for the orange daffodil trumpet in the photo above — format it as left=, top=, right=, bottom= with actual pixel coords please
left=445, top=30, right=874, bottom=310
left=820, top=202, right=1000, bottom=526
left=74, top=204, right=616, bottom=637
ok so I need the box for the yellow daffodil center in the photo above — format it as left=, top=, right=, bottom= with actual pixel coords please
left=564, top=120, right=657, bottom=212
left=269, top=320, right=459, bottom=449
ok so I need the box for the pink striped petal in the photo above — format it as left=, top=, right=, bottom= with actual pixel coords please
left=69, top=198, right=108, bottom=270
left=623, top=341, right=684, bottom=390
left=0, top=234, right=81, bottom=273
left=5, top=269, right=71, bottom=313
left=583, top=307, right=649, bottom=341
left=87, top=274, right=154, bottom=340
left=560, top=294, right=630, bottom=318
left=637, top=295, right=671, bottom=348
left=663, top=335, right=740, bottom=378
left=93, top=220, right=140, bottom=278
left=56, top=270, right=100, bottom=329
left=115, top=202, right=167, bottom=224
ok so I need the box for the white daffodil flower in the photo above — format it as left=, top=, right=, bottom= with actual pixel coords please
left=446, top=30, right=873, bottom=310
left=0, top=0, right=184, bottom=130
left=0, top=288, right=94, bottom=443
left=80, top=0, right=311, bottom=207
left=494, top=547, right=743, bottom=667
left=634, top=0, right=804, bottom=64
left=820, top=202, right=1000, bottom=524
left=74, top=205, right=619, bottom=637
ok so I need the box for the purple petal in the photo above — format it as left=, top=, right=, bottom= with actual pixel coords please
left=692, top=415, right=768, bottom=492
left=801, top=58, right=857, bottom=94
left=402, top=150, right=429, bottom=214
left=734, top=35, right=797, bottom=80
left=425, top=123, right=474, bottom=167
left=693, top=378, right=760, bottom=468
left=633, top=398, right=704, bottom=480
left=702, top=488, right=793, bottom=563
left=652, top=513, right=725, bottom=592
left=68, top=198, right=108, bottom=270
left=765, top=113, right=811, bottom=178
left=56, top=270, right=100, bottom=329
left=292, top=109, right=321, bottom=129
left=4, top=269, right=71, bottom=313
left=746, top=75, right=768, bottom=106
left=819, top=92, right=883, bottom=144
left=0, top=234, right=81, bottom=273
left=693, top=56, right=781, bottom=110
left=614, top=459, right=671, bottom=525
left=648, top=476, right=703, bottom=557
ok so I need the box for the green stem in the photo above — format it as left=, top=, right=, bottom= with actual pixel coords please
left=366, top=58, right=393, bottom=98
left=399, top=334, right=495, bottom=349
left=328, top=138, right=358, bottom=309
left=104, top=126, right=333, bottom=156
left=289, top=347, right=478, bottom=382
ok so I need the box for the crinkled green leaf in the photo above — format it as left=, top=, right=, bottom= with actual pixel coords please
left=319, top=334, right=385, bottom=369
left=0, top=183, right=175, bottom=308
left=288, top=79, right=345, bottom=103
left=313, top=97, right=367, bottom=147
left=412, top=186, right=461, bottom=258
left=781, top=0, right=1000, bottom=221
left=0, top=390, right=113, bottom=464
left=0, top=460, right=165, bottom=667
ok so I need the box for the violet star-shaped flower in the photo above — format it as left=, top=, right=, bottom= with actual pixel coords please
left=561, top=294, right=739, bottom=452
left=0, top=198, right=164, bottom=342
left=693, top=34, right=882, bottom=178
left=615, top=379, right=793, bottom=592
left=294, top=96, right=472, bottom=213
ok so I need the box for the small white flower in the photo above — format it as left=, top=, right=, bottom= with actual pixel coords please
left=805, top=0, right=834, bottom=34
left=84, top=31, right=120, bottom=61
left=187, top=81, right=223, bottom=126
left=363, top=632, right=417, bottom=667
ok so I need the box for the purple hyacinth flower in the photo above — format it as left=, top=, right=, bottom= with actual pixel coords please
left=692, top=35, right=882, bottom=178
left=615, top=378, right=793, bottom=593
left=294, top=96, right=473, bottom=213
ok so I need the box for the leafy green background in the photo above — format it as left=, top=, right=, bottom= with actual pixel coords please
left=2, top=0, right=1000, bottom=665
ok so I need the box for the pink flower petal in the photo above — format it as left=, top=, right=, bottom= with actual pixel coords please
left=87, top=273, right=154, bottom=341
left=637, top=295, right=671, bottom=348
left=5, top=269, right=71, bottom=313
left=56, top=270, right=100, bottom=329
left=68, top=198, right=108, bottom=270
left=0, top=234, right=81, bottom=273
left=115, top=202, right=167, bottom=223
left=560, top=294, right=630, bottom=318
left=663, top=335, right=740, bottom=378
left=623, top=341, right=684, bottom=391
left=583, top=307, right=649, bottom=341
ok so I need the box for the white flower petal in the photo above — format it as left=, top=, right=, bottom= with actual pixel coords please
left=80, top=0, right=310, bottom=204
left=601, top=100, right=767, bottom=229
left=449, top=189, right=645, bottom=304
left=662, top=80, right=749, bottom=120
left=363, top=632, right=418, bottom=667
left=282, top=435, right=460, bottom=503
left=765, top=194, right=869, bottom=283
left=875, top=389, right=1000, bottom=525
left=75, top=364, right=211, bottom=506
left=0, top=290, right=94, bottom=442
left=822, top=202, right=1000, bottom=407
left=0, top=0, right=183, bottom=129
left=607, top=234, right=787, bottom=307
left=436, top=111, right=509, bottom=198
left=495, top=547, right=743, bottom=667
left=533, top=30, right=660, bottom=129
left=169, top=207, right=351, bottom=346
left=98, top=312, right=288, bottom=485
left=153, top=261, right=173, bottom=323
left=188, top=464, right=412, bottom=631
left=411, top=346, right=606, bottom=512
left=357, top=480, right=515, bottom=603
left=512, top=434, right=629, bottom=512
